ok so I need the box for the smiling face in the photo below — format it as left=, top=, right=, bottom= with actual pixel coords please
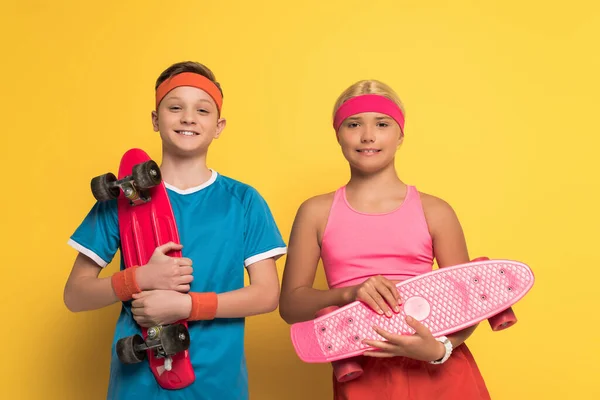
left=336, top=111, right=403, bottom=174
left=151, top=85, right=226, bottom=158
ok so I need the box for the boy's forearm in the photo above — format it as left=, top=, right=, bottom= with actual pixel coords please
left=175, top=285, right=282, bottom=321
left=279, top=286, right=355, bottom=324
left=64, top=276, right=119, bottom=312
left=211, top=284, right=280, bottom=319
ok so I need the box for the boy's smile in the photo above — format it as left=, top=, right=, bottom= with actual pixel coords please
left=175, top=129, right=200, bottom=136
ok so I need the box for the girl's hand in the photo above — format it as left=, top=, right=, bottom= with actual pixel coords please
left=349, top=275, right=402, bottom=317
left=362, top=316, right=446, bottom=362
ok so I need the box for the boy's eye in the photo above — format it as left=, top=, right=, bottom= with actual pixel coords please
left=198, top=109, right=209, bottom=113
left=169, top=106, right=181, bottom=111
left=347, top=122, right=359, bottom=128
left=377, top=122, right=389, bottom=127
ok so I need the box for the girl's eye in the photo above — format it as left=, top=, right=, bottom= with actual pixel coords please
left=347, top=122, right=359, bottom=128
left=377, top=122, right=389, bottom=127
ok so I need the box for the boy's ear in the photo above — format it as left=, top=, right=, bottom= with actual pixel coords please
left=151, top=111, right=159, bottom=132
left=214, top=118, right=227, bottom=139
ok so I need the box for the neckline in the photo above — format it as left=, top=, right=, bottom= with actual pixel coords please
left=341, top=185, right=411, bottom=216
left=164, top=169, right=218, bottom=195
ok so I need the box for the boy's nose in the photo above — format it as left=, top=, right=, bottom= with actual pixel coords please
left=180, top=113, right=196, bottom=125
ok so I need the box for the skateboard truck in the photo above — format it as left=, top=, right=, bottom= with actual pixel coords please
left=91, top=160, right=162, bottom=206
left=116, top=324, right=191, bottom=370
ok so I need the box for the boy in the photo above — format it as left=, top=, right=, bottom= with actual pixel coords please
left=64, top=61, right=287, bottom=399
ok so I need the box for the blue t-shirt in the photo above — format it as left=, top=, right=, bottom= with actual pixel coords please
left=68, top=171, right=287, bottom=400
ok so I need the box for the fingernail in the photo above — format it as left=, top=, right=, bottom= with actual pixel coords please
left=406, top=316, right=413, bottom=322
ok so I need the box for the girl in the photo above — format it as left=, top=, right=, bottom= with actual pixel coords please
left=279, top=80, right=490, bottom=399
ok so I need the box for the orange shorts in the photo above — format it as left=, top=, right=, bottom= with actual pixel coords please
left=333, top=344, right=491, bottom=400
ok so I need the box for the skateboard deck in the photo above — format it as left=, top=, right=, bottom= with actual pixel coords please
left=291, top=258, right=534, bottom=366
left=91, top=148, right=195, bottom=389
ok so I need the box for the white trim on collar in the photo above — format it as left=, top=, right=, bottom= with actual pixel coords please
left=164, top=169, right=218, bottom=195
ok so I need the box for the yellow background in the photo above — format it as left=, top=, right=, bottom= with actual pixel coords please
left=1, top=0, right=598, bottom=398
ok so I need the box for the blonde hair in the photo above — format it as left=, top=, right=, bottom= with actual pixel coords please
left=332, top=80, right=405, bottom=121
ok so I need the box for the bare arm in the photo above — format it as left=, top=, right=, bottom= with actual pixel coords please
left=63, top=253, right=119, bottom=312
left=64, top=242, right=193, bottom=313
left=214, top=258, right=280, bottom=318
left=130, top=257, right=282, bottom=327
left=279, top=197, right=355, bottom=324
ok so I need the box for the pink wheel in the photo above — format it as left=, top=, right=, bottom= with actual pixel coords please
left=315, top=306, right=364, bottom=382
left=471, top=256, right=490, bottom=262
left=332, top=358, right=363, bottom=382
left=488, top=306, right=517, bottom=331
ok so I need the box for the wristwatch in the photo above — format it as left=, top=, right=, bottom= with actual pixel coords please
left=430, top=336, right=453, bottom=364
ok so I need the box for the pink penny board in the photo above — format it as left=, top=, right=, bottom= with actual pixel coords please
left=117, top=149, right=194, bottom=389
left=291, top=259, right=534, bottom=364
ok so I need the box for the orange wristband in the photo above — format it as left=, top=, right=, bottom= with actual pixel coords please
left=188, top=292, right=218, bottom=321
left=111, top=266, right=141, bottom=302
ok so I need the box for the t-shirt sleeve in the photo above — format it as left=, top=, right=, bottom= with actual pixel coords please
left=243, top=187, right=287, bottom=267
left=67, top=200, right=120, bottom=268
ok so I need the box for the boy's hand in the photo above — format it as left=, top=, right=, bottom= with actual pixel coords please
left=136, top=242, right=194, bottom=292
left=131, top=290, right=192, bottom=327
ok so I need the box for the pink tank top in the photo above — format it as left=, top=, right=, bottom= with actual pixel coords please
left=321, top=185, right=434, bottom=289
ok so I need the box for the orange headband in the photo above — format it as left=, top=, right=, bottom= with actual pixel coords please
left=155, top=72, right=223, bottom=113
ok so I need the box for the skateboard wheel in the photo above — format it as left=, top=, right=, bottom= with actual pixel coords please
left=132, top=160, right=162, bottom=190
left=333, top=358, right=363, bottom=382
left=488, top=306, right=517, bottom=331
left=161, top=324, right=191, bottom=356
left=116, top=334, right=146, bottom=364
left=473, top=258, right=518, bottom=331
left=91, top=173, right=120, bottom=201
